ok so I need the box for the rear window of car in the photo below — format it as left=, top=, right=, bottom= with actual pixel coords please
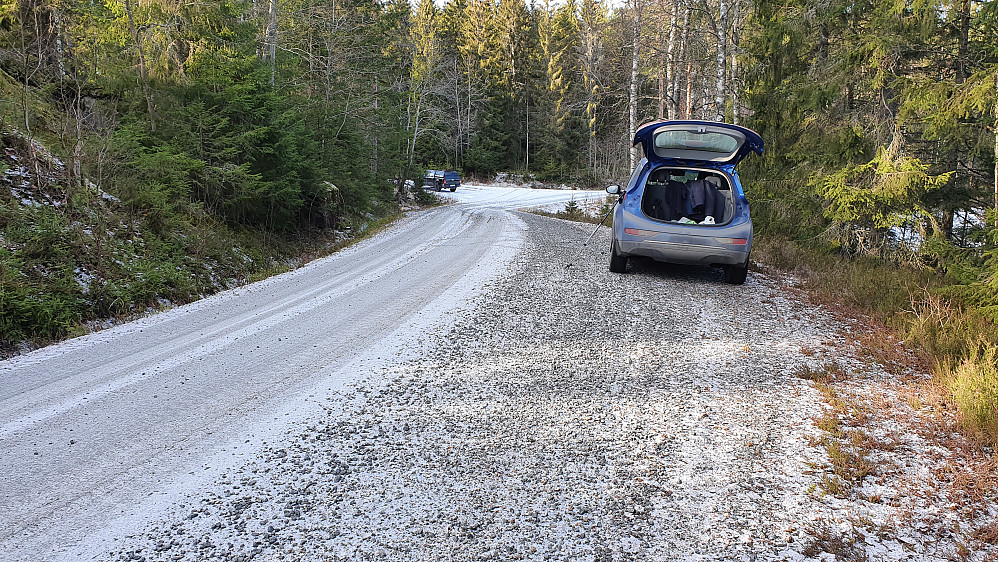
left=654, top=130, right=739, bottom=154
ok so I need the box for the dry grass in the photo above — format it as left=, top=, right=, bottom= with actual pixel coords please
left=796, top=364, right=835, bottom=384
left=850, top=322, right=932, bottom=378
left=760, top=234, right=998, bottom=551
left=814, top=412, right=843, bottom=437
left=799, top=359, right=998, bottom=553
left=802, top=520, right=868, bottom=561
left=973, top=522, right=998, bottom=544
left=941, top=345, right=998, bottom=447
left=825, top=438, right=876, bottom=483
left=757, top=234, right=998, bottom=445
left=808, top=383, right=881, bottom=497
left=939, top=456, right=998, bottom=518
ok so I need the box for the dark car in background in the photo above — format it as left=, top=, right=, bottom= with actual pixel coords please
left=423, top=170, right=442, bottom=191
left=441, top=171, right=460, bottom=192
left=422, top=170, right=460, bottom=192
left=606, top=120, right=764, bottom=284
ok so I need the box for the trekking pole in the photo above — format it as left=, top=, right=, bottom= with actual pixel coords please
left=583, top=198, right=619, bottom=246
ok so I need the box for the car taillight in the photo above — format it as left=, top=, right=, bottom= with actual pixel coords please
left=731, top=238, right=748, bottom=245
left=624, top=228, right=656, bottom=237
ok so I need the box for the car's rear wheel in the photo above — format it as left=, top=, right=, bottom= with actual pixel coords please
left=724, top=262, right=748, bottom=284
left=609, top=238, right=628, bottom=273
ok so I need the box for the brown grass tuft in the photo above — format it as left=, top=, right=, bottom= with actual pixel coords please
left=973, top=522, right=998, bottom=544
left=802, top=520, right=868, bottom=561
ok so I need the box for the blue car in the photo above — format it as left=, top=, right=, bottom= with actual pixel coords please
left=422, top=170, right=460, bottom=192
left=441, top=171, right=460, bottom=192
left=606, top=120, right=764, bottom=284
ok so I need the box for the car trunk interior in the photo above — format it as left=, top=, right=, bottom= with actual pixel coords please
left=641, top=168, right=734, bottom=225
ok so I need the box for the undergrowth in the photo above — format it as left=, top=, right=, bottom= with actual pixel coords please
left=756, top=234, right=998, bottom=446
left=799, top=367, right=881, bottom=497
left=0, top=159, right=401, bottom=356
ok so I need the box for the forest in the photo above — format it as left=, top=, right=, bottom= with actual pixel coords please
left=1, top=1, right=998, bottom=434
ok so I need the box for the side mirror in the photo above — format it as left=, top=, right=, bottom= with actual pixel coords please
left=606, top=184, right=622, bottom=195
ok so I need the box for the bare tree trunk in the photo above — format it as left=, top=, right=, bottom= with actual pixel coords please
left=53, top=8, right=66, bottom=78
left=943, top=0, right=972, bottom=236
left=580, top=0, right=604, bottom=179
left=731, top=55, right=739, bottom=124
left=372, top=79, right=378, bottom=175
left=714, top=0, right=727, bottom=121
left=685, top=58, right=693, bottom=118
left=665, top=0, right=677, bottom=119
left=454, top=59, right=461, bottom=166
left=657, top=50, right=665, bottom=119
left=409, top=96, right=421, bottom=164
left=628, top=0, right=641, bottom=169
left=730, top=0, right=740, bottom=125
left=466, top=57, right=473, bottom=157
left=674, top=5, right=689, bottom=118
left=957, top=0, right=970, bottom=84
left=71, top=59, right=84, bottom=191
left=267, top=0, right=278, bottom=86
left=124, top=0, right=155, bottom=130
left=21, top=5, right=43, bottom=190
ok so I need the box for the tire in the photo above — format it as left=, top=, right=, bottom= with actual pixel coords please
left=609, top=238, right=628, bottom=273
left=724, top=263, right=748, bottom=285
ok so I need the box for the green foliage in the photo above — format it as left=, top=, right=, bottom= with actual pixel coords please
left=0, top=0, right=406, bottom=351
left=412, top=186, right=439, bottom=206
left=816, top=146, right=951, bottom=230
left=465, top=105, right=510, bottom=177
left=945, top=344, right=998, bottom=443
left=742, top=1, right=998, bottom=444
left=0, top=173, right=393, bottom=351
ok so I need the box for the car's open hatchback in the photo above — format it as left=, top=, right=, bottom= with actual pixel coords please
left=607, top=120, right=764, bottom=284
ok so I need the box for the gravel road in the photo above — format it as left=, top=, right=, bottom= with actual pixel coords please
left=3, top=186, right=992, bottom=561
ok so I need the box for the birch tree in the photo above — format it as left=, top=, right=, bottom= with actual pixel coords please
left=665, top=0, right=678, bottom=119
left=713, top=0, right=727, bottom=121
left=627, top=0, right=642, bottom=169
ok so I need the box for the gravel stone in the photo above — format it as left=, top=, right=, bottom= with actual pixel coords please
left=109, top=212, right=996, bottom=561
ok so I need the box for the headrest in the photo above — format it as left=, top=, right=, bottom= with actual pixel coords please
left=650, top=168, right=671, bottom=182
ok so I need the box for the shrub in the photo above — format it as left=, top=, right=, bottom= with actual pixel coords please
left=945, top=345, right=998, bottom=444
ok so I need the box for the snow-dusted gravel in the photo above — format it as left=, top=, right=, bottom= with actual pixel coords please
left=5, top=186, right=995, bottom=561
left=95, top=206, right=995, bottom=562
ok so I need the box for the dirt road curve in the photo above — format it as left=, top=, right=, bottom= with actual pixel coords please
left=0, top=186, right=990, bottom=561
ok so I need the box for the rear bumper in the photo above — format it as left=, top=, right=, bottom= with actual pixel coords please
left=612, top=201, right=752, bottom=268
left=621, top=238, right=749, bottom=266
